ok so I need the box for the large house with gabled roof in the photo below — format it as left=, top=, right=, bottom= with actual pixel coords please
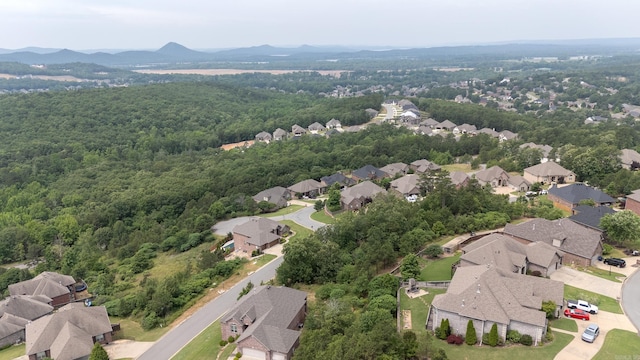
left=232, top=217, right=289, bottom=254
left=547, top=183, right=615, bottom=211
left=221, top=285, right=307, bottom=360
left=523, top=162, right=575, bottom=185
left=9, top=272, right=78, bottom=308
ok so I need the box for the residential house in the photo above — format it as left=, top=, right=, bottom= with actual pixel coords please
left=9, top=272, right=78, bottom=308
left=307, top=122, right=326, bottom=134
left=453, top=123, right=477, bottom=135
left=253, top=186, right=291, bottom=210
left=416, top=125, right=433, bottom=136
left=619, top=149, right=640, bottom=170
left=351, top=165, right=389, bottom=182
left=291, top=124, right=307, bottom=137
left=625, top=189, right=640, bottom=216
left=390, top=175, right=422, bottom=199
left=503, top=218, right=603, bottom=267
left=508, top=175, right=531, bottom=192
left=25, top=304, right=114, bottom=360
left=477, top=128, right=499, bottom=138
left=523, top=162, right=575, bottom=185
left=460, top=233, right=564, bottom=276
left=547, top=183, right=615, bottom=211
left=0, top=295, right=53, bottom=321
left=410, top=159, right=441, bottom=174
left=341, top=181, right=386, bottom=210
left=273, top=128, right=288, bottom=141
left=320, top=173, right=356, bottom=189
left=326, top=118, right=342, bottom=130
left=421, top=118, right=439, bottom=128
left=430, top=265, right=563, bottom=346
left=380, top=162, right=409, bottom=177
left=569, top=205, right=615, bottom=232
left=519, top=143, right=554, bottom=163
left=221, top=285, right=307, bottom=360
left=436, top=120, right=457, bottom=131
left=287, top=179, right=325, bottom=198
left=475, top=166, right=510, bottom=188
left=232, top=217, right=289, bottom=254
left=0, top=313, right=29, bottom=348
left=449, top=171, right=470, bottom=188
left=498, top=130, right=518, bottom=142
left=255, top=131, right=273, bottom=143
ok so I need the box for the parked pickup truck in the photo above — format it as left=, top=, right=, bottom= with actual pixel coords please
left=567, top=299, right=598, bottom=314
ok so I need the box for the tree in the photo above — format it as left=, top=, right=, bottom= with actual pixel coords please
left=400, top=253, right=420, bottom=280
left=541, top=300, right=557, bottom=319
left=600, top=210, right=640, bottom=245
left=465, top=320, right=477, bottom=345
left=424, top=244, right=443, bottom=258
left=89, top=342, right=109, bottom=360
left=488, top=323, right=499, bottom=347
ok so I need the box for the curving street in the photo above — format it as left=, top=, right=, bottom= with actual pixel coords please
left=621, top=262, right=640, bottom=332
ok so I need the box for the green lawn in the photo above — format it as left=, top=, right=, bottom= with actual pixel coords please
left=252, top=253, right=276, bottom=267
left=419, top=254, right=461, bottom=281
left=219, top=343, right=237, bottom=359
left=549, top=317, right=578, bottom=332
left=431, top=332, right=573, bottom=360
left=310, top=210, right=336, bottom=224
left=281, top=220, right=313, bottom=240
left=172, top=320, right=222, bottom=360
left=0, top=344, right=25, bottom=360
left=592, top=329, right=640, bottom=360
left=564, top=285, right=622, bottom=314
left=399, top=288, right=447, bottom=335
left=111, top=317, right=170, bottom=342
left=578, top=266, right=625, bottom=283
left=442, top=164, right=472, bottom=172
left=260, top=205, right=304, bottom=218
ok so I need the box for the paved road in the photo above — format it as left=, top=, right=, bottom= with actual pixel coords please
left=622, top=265, right=640, bottom=333
left=137, top=256, right=284, bottom=360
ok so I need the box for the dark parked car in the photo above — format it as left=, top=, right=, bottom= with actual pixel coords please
left=603, top=258, right=626, bottom=267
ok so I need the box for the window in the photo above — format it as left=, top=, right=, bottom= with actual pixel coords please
left=230, top=323, right=237, bottom=333
left=36, top=352, right=47, bottom=360
left=95, top=334, right=105, bottom=342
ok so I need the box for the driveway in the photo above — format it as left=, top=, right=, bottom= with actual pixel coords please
left=277, top=205, right=325, bottom=230
left=550, top=266, right=622, bottom=299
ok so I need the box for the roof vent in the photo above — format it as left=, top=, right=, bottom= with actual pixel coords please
left=477, top=284, right=481, bottom=294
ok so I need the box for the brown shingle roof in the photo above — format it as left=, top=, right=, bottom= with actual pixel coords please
left=233, top=217, right=284, bottom=247
left=0, top=295, right=53, bottom=321
left=8, top=272, right=75, bottom=299
left=524, top=162, right=573, bottom=177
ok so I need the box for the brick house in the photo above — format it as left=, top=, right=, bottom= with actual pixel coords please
left=503, top=218, right=603, bottom=267
left=232, top=217, right=289, bottom=254
left=625, top=190, right=640, bottom=216
left=523, top=162, right=575, bottom=185
left=9, top=272, right=78, bottom=308
left=221, top=286, right=307, bottom=360
left=547, top=183, right=615, bottom=212
left=25, top=304, right=114, bottom=360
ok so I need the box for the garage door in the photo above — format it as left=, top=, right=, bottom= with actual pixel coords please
left=273, top=353, right=286, bottom=360
left=242, top=348, right=267, bottom=360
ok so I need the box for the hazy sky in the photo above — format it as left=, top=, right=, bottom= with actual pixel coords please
left=1, top=0, right=639, bottom=50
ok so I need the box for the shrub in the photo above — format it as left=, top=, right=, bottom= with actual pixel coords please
left=545, top=328, right=554, bottom=343
left=506, top=329, right=521, bottom=343
left=431, top=348, right=448, bottom=360
left=219, top=340, right=228, bottom=347
left=446, top=334, right=464, bottom=345
left=465, top=320, right=477, bottom=345
left=437, top=318, right=450, bottom=340
left=235, top=352, right=242, bottom=359
left=602, top=243, right=613, bottom=255
left=228, top=335, right=236, bottom=343
left=488, top=323, right=499, bottom=346
left=520, top=334, right=533, bottom=346
left=142, top=311, right=159, bottom=330
left=424, top=244, right=443, bottom=258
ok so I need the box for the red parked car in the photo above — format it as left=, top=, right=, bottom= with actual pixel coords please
left=564, top=308, right=590, bottom=321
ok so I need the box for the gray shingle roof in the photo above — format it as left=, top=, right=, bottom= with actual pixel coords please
left=0, top=295, right=53, bottom=321
left=253, top=186, right=290, bottom=208
left=8, top=272, right=75, bottom=299
left=475, top=166, right=508, bottom=184
left=390, top=174, right=421, bottom=195
left=620, top=149, right=640, bottom=167
left=508, top=175, right=531, bottom=188
left=233, top=217, right=284, bottom=247
left=26, top=304, right=112, bottom=358
left=548, top=183, right=615, bottom=205
left=341, top=181, right=386, bottom=207
left=0, top=313, right=29, bottom=340
left=449, top=171, right=470, bottom=186
left=380, top=162, right=409, bottom=177
left=287, top=179, right=323, bottom=194
left=569, top=205, right=615, bottom=231
left=524, top=162, right=573, bottom=177
left=321, top=173, right=355, bottom=187
left=432, top=265, right=563, bottom=328
left=504, top=218, right=602, bottom=260
left=438, top=120, right=457, bottom=130
left=352, top=165, right=388, bottom=180
left=224, top=286, right=307, bottom=354
left=410, top=159, right=441, bottom=173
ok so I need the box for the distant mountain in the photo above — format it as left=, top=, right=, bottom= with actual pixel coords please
left=1, top=39, right=640, bottom=67
left=0, top=47, right=61, bottom=55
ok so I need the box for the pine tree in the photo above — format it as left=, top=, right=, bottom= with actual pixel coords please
left=89, top=343, right=110, bottom=360
left=465, top=320, right=477, bottom=345
left=488, top=323, right=499, bottom=347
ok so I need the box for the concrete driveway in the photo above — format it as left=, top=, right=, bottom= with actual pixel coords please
left=550, top=266, right=622, bottom=299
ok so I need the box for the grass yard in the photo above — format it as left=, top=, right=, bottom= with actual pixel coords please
left=578, top=266, right=625, bottom=283
left=310, top=210, right=336, bottom=224
left=399, top=288, right=446, bottom=335
left=260, top=205, right=303, bottom=218
left=0, top=344, right=25, bottom=360
left=172, top=320, right=222, bottom=360
left=431, top=332, right=573, bottom=360
left=592, top=329, right=640, bottom=360
left=281, top=220, right=312, bottom=240
left=419, top=254, right=461, bottom=281
left=442, top=163, right=472, bottom=172
left=111, top=317, right=170, bottom=341
left=252, top=254, right=276, bottom=267
left=549, top=317, right=578, bottom=332
left=564, top=285, right=622, bottom=314
left=220, top=343, right=237, bottom=359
